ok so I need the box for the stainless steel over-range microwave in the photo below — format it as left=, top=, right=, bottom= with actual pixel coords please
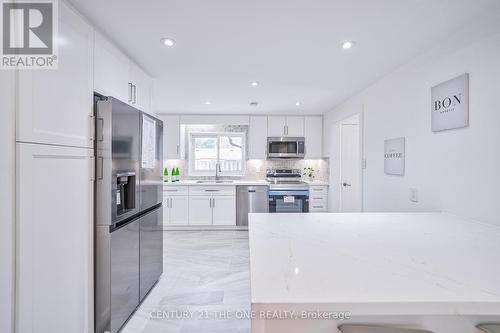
left=267, top=137, right=305, bottom=159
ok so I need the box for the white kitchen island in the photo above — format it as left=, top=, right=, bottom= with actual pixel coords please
left=248, top=213, right=500, bottom=333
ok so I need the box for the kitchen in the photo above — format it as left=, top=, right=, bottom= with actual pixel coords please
left=1, top=1, right=500, bottom=333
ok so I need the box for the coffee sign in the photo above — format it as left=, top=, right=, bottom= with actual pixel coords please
left=431, top=73, right=469, bottom=132
left=384, top=137, right=405, bottom=176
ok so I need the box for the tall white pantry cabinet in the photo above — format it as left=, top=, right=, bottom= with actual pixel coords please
left=14, top=1, right=94, bottom=333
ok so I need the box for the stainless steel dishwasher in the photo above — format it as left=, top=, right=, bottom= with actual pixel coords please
left=236, top=186, right=269, bottom=226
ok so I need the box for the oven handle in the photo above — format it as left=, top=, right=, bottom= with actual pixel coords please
left=268, top=190, right=309, bottom=196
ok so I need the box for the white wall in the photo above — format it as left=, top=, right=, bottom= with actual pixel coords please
left=0, top=71, right=15, bottom=333
left=324, top=25, right=500, bottom=225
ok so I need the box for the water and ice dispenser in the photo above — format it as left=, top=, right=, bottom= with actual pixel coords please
left=116, top=172, right=136, bottom=216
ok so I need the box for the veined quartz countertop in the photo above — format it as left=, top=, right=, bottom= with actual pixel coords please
left=248, top=212, right=500, bottom=316
left=163, top=180, right=329, bottom=186
left=163, top=179, right=270, bottom=186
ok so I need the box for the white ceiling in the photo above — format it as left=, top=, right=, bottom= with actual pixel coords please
left=69, top=0, right=500, bottom=115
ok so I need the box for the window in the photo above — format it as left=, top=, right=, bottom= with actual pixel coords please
left=189, top=132, right=245, bottom=176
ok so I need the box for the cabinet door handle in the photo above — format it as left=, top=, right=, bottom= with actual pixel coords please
left=209, top=198, right=212, bottom=208
left=176, top=145, right=179, bottom=155
left=128, top=83, right=133, bottom=103
left=170, top=198, right=173, bottom=208
left=132, top=84, right=137, bottom=104
left=213, top=198, right=215, bottom=208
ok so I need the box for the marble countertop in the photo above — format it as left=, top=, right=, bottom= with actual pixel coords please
left=163, top=179, right=329, bottom=186
left=303, top=180, right=329, bottom=186
left=163, top=179, right=270, bottom=186
left=248, top=212, right=500, bottom=315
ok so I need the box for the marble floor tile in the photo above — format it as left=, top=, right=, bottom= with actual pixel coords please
left=121, top=230, right=251, bottom=333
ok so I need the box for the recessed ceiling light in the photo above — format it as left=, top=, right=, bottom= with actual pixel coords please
left=295, top=102, right=301, bottom=106
left=341, top=41, right=354, bottom=49
left=161, top=38, right=175, bottom=47
left=204, top=101, right=211, bottom=105
left=251, top=81, right=259, bottom=87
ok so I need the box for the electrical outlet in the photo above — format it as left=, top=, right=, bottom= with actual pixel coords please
left=410, top=188, right=419, bottom=202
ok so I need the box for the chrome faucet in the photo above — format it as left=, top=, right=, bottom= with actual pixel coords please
left=215, top=162, right=222, bottom=180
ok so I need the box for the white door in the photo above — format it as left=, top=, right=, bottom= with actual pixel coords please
left=340, top=120, right=361, bottom=212
left=267, top=116, right=286, bottom=137
left=17, top=2, right=93, bottom=148
left=212, top=196, right=236, bottom=225
left=16, top=143, right=93, bottom=333
left=170, top=196, right=189, bottom=225
left=188, top=196, right=212, bottom=225
left=159, top=115, right=181, bottom=160
left=285, top=116, right=304, bottom=137
left=304, top=116, right=322, bottom=158
left=129, top=63, right=152, bottom=114
left=249, top=116, right=267, bottom=159
left=94, top=31, right=131, bottom=103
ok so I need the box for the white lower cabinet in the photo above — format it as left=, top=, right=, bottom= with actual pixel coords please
left=186, top=186, right=236, bottom=225
left=212, top=195, right=236, bottom=225
left=188, top=196, right=213, bottom=225
left=163, top=194, right=189, bottom=225
left=163, top=186, right=189, bottom=225
left=309, top=185, right=329, bottom=212
left=16, top=143, right=93, bottom=333
left=169, top=196, right=189, bottom=225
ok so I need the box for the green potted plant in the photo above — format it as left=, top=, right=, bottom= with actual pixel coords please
left=303, top=167, right=316, bottom=181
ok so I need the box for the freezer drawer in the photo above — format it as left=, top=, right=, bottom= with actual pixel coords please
left=140, top=206, right=163, bottom=300
left=110, top=219, right=140, bottom=333
left=236, top=186, right=269, bottom=226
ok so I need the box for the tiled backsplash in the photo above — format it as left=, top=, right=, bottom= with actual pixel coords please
left=163, top=158, right=329, bottom=182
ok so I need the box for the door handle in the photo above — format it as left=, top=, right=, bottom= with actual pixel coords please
left=342, top=182, right=351, bottom=187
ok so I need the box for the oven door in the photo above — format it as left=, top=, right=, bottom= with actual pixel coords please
left=268, top=190, right=309, bottom=213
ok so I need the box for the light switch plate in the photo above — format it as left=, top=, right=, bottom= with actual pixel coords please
left=410, top=188, right=419, bottom=202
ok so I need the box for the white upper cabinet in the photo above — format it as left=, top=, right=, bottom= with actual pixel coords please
left=285, top=116, right=305, bottom=137
left=267, top=116, right=287, bottom=137
left=129, top=62, right=153, bottom=114
left=94, top=31, right=152, bottom=114
left=267, top=116, right=304, bottom=137
left=304, top=116, right=323, bottom=158
left=249, top=116, right=267, bottom=159
left=158, top=115, right=181, bottom=160
left=94, top=31, right=130, bottom=103
left=17, top=2, right=93, bottom=148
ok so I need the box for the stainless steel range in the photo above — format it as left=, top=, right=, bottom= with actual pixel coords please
left=267, top=169, right=309, bottom=213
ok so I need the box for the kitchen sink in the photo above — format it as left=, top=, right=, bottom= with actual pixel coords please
left=195, top=180, right=234, bottom=184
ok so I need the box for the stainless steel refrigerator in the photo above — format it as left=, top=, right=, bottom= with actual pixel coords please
left=94, top=96, right=163, bottom=333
